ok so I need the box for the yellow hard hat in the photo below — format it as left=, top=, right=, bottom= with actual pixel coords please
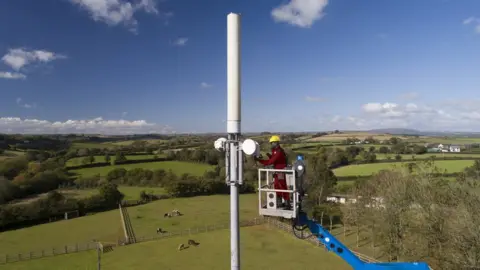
left=269, top=135, right=280, bottom=143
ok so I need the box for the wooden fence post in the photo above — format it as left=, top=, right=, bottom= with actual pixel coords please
left=64, top=246, right=68, bottom=254
left=75, top=243, right=78, bottom=252
left=52, top=248, right=55, bottom=255
left=42, top=250, right=44, bottom=257
left=29, top=252, right=33, bottom=259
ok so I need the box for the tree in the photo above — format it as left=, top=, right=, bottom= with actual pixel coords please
left=115, top=152, right=127, bottom=163
left=98, top=183, right=124, bottom=205
left=88, top=155, right=95, bottom=164
left=303, top=156, right=337, bottom=211
left=105, top=154, right=111, bottom=163
left=379, top=146, right=390, bottom=154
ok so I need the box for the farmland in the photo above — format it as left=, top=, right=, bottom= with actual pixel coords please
left=71, top=161, right=215, bottom=177
left=66, top=154, right=161, bottom=166
left=0, top=226, right=350, bottom=270
left=333, top=160, right=474, bottom=177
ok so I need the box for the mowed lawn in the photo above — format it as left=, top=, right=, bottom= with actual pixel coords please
left=66, top=154, right=162, bottom=166
left=1, top=226, right=351, bottom=270
left=0, top=209, right=122, bottom=256
left=333, top=160, right=475, bottom=177
left=129, top=193, right=259, bottom=237
left=71, top=161, right=214, bottom=177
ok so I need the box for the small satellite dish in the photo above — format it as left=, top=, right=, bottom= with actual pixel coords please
left=242, top=139, right=260, bottom=156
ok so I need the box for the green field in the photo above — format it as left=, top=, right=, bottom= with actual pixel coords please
left=70, top=142, right=116, bottom=149
left=0, top=193, right=256, bottom=256
left=0, top=226, right=350, bottom=270
left=66, top=154, right=163, bottom=166
left=333, top=160, right=475, bottom=177
left=129, top=193, right=259, bottom=237
left=71, top=161, right=214, bottom=177
left=0, top=209, right=122, bottom=255
left=375, top=153, right=480, bottom=160
left=0, top=150, right=24, bottom=161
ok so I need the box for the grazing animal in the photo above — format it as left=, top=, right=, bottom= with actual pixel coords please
left=188, top=239, right=199, bottom=246
left=178, top=243, right=185, bottom=251
left=156, top=228, right=164, bottom=234
left=164, top=213, right=171, bottom=218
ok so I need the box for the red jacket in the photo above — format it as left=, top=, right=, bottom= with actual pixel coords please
left=257, top=146, right=287, bottom=170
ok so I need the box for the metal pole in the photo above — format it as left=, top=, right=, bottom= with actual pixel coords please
left=96, top=243, right=101, bottom=270
left=227, top=12, right=241, bottom=270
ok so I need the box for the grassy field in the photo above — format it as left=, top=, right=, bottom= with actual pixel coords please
left=129, top=193, right=259, bottom=237
left=305, top=132, right=410, bottom=142
left=333, top=160, right=475, bottom=177
left=9, top=186, right=166, bottom=206
left=70, top=142, right=117, bottom=149
left=375, top=153, right=480, bottom=160
left=0, top=150, right=24, bottom=161
left=408, top=136, right=480, bottom=144
left=0, top=209, right=123, bottom=255
left=66, top=154, right=163, bottom=166
left=71, top=161, right=214, bottom=177
left=0, top=225, right=351, bottom=270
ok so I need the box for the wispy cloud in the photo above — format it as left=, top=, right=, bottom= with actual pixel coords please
left=0, top=71, right=26, bottom=80
left=463, top=17, right=480, bottom=34
left=172, top=37, right=188, bottom=47
left=2, top=48, right=66, bottom=71
left=16, top=98, right=36, bottom=109
left=200, top=82, right=212, bottom=89
left=68, top=0, right=161, bottom=33
left=271, top=0, right=329, bottom=28
left=305, top=96, right=325, bottom=102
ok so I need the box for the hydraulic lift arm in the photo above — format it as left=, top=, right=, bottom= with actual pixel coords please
left=292, top=211, right=431, bottom=270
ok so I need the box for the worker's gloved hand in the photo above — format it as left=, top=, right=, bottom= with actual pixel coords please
left=266, top=153, right=272, bottom=158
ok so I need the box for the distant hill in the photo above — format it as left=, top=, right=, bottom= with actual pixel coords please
left=367, top=128, right=421, bottom=135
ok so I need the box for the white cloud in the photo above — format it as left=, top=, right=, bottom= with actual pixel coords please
left=200, top=82, right=212, bottom=88
left=1, top=48, right=66, bottom=71
left=271, top=0, right=329, bottom=28
left=0, top=71, right=26, bottom=80
left=319, top=100, right=480, bottom=131
left=305, top=96, right=325, bottom=102
left=172, top=37, right=188, bottom=47
left=69, top=0, right=160, bottom=32
left=122, top=111, right=128, bottom=117
left=16, top=98, right=36, bottom=109
left=463, top=17, right=480, bottom=34
left=0, top=117, right=175, bottom=135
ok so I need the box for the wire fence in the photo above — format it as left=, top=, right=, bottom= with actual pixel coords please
left=0, top=217, right=264, bottom=265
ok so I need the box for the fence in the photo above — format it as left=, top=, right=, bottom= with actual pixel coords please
left=0, top=217, right=264, bottom=265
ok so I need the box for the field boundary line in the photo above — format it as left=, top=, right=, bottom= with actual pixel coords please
left=0, top=217, right=264, bottom=265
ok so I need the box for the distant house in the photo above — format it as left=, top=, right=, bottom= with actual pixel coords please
left=449, top=145, right=461, bottom=152
left=437, top=144, right=444, bottom=149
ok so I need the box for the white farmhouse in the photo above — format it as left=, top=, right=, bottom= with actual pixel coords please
left=449, top=145, right=461, bottom=152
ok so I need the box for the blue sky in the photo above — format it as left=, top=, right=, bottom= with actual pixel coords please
left=0, top=0, right=480, bottom=134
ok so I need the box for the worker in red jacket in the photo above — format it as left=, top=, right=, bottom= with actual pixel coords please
left=255, top=135, right=291, bottom=209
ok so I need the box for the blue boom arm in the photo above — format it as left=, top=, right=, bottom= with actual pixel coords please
left=295, top=211, right=430, bottom=270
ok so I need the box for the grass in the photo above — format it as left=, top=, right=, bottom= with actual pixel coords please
left=1, top=226, right=351, bottom=270
left=333, top=160, right=475, bottom=177
left=129, top=193, right=259, bottom=237
left=375, top=153, right=480, bottom=160
left=306, top=132, right=410, bottom=142
left=9, top=186, right=166, bottom=206
left=66, top=154, right=163, bottom=166
left=0, top=209, right=123, bottom=256
left=70, top=142, right=116, bottom=149
left=71, top=161, right=214, bottom=178
left=0, top=150, right=24, bottom=161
